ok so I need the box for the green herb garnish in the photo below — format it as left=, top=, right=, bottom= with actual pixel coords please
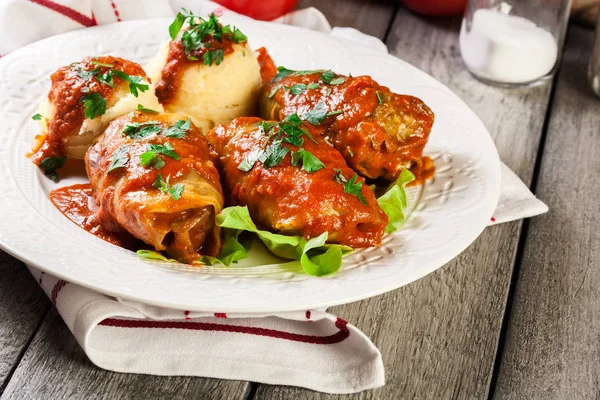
left=319, top=70, right=335, bottom=84
left=288, top=82, right=319, bottom=95
left=343, top=172, right=367, bottom=205
left=97, top=72, right=115, bottom=88
left=169, top=11, right=247, bottom=64
left=40, top=156, right=66, bottom=182
left=291, top=149, right=325, bottom=173
left=112, top=70, right=149, bottom=97
left=32, top=113, right=43, bottom=121
left=122, top=121, right=162, bottom=140
left=139, top=150, right=166, bottom=169
left=137, top=104, right=159, bottom=114
left=164, top=119, right=191, bottom=138
left=153, top=174, right=184, bottom=200
left=91, top=60, right=114, bottom=68
left=80, top=92, right=106, bottom=119
left=149, top=143, right=180, bottom=160
left=77, top=67, right=100, bottom=82
left=333, top=168, right=347, bottom=184
left=107, top=145, right=129, bottom=173
left=376, top=91, right=383, bottom=104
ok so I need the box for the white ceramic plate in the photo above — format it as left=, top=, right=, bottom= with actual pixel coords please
left=0, top=17, right=501, bottom=312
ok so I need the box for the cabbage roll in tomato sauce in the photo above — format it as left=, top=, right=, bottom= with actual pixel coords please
left=86, top=112, right=224, bottom=263
left=32, top=56, right=162, bottom=169
left=260, top=70, right=434, bottom=181
left=206, top=117, right=388, bottom=248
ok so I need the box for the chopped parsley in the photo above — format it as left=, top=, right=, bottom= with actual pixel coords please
left=31, top=113, right=43, bottom=121
left=376, top=91, right=383, bottom=104
left=107, top=145, right=129, bottom=173
left=319, top=70, right=335, bottom=84
left=288, top=82, right=319, bottom=95
left=112, top=70, right=149, bottom=97
left=139, top=151, right=166, bottom=169
left=137, top=104, right=159, bottom=114
left=169, top=11, right=247, bottom=65
left=164, top=119, right=191, bottom=138
left=330, top=77, right=345, bottom=85
left=149, top=143, right=180, bottom=160
left=122, top=121, right=162, bottom=140
left=291, top=148, right=325, bottom=173
left=333, top=168, right=347, bottom=184
left=343, top=173, right=367, bottom=205
left=40, top=156, right=66, bottom=182
left=238, top=148, right=264, bottom=172
left=91, top=60, right=114, bottom=68
left=272, top=66, right=323, bottom=82
left=153, top=174, right=184, bottom=200
left=97, top=72, right=115, bottom=88
left=80, top=92, right=106, bottom=119
left=77, top=67, right=100, bottom=82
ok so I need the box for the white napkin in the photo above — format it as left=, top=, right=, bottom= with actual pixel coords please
left=0, top=0, right=547, bottom=394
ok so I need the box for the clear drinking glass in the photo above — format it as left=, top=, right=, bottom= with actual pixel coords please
left=589, top=6, right=600, bottom=97
left=459, top=0, right=572, bottom=87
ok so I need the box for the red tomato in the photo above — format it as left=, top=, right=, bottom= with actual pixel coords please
left=214, top=0, right=300, bottom=21
left=401, top=0, right=467, bottom=16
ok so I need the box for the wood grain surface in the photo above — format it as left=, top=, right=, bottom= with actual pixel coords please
left=493, top=25, right=600, bottom=400
left=0, top=1, right=590, bottom=399
left=0, top=254, right=49, bottom=393
left=254, top=5, right=553, bottom=400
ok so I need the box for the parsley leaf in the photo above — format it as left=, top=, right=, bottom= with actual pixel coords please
left=343, top=173, right=367, bottom=205
left=122, top=121, right=162, bottom=140
left=288, top=82, right=319, bottom=95
left=319, top=70, right=335, bottom=84
left=164, top=119, right=191, bottom=138
left=153, top=174, right=184, bottom=200
left=169, top=12, right=187, bottom=39
left=302, top=101, right=328, bottom=125
left=261, top=140, right=289, bottom=168
left=238, top=148, right=264, bottom=172
left=32, top=113, right=43, bottom=121
left=97, top=72, right=115, bottom=88
left=91, top=60, right=114, bottom=68
left=149, top=142, right=180, bottom=160
left=112, top=70, right=149, bottom=97
left=137, top=104, right=159, bottom=114
left=273, top=66, right=295, bottom=82
left=376, top=91, right=384, bottom=104
left=40, top=156, right=66, bottom=181
left=77, top=67, right=100, bottom=82
left=333, top=168, right=347, bottom=184
left=80, top=92, right=106, bottom=119
left=107, top=145, right=129, bottom=173
left=291, top=149, right=325, bottom=173
left=203, top=48, right=225, bottom=66
left=330, top=77, right=345, bottom=85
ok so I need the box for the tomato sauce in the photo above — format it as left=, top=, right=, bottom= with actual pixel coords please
left=256, top=47, right=277, bottom=82
left=50, top=184, right=142, bottom=250
left=409, top=156, right=435, bottom=186
left=155, top=36, right=238, bottom=105
left=32, top=56, right=147, bottom=165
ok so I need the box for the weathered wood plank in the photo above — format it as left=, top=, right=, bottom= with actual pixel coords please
left=493, top=25, right=600, bottom=400
left=256, top=7, right=553, bottom=400
left=298, top=0, right=396, bottom=39
left=0, top=253, right=49, bottom=393
left=0, top=309, right=250, bottom=400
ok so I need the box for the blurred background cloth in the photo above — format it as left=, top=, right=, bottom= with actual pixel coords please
left=572, top=0, right=599, bottom=25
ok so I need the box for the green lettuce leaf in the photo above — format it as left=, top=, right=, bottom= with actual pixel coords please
left=216, top=206, right=350, bottom=276
left=378, top=169, right=415, bottom=233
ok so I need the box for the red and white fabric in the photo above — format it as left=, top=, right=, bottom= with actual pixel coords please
left=1, top=0, right=548, bottom=394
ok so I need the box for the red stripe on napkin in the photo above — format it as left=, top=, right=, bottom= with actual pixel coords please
left=51, top=279, right=68, bottom=305
left=28, top=0, right=97, bottom=27
left=99, top=317, right=350, bottom=344
left=109, top=0, right=122, bottom=22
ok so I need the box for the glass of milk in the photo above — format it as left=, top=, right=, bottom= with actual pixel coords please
left=460, top=0, right=571, bottom=87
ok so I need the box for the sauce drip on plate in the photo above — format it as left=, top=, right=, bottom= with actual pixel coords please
left=50, top=183, right=141, bottom=250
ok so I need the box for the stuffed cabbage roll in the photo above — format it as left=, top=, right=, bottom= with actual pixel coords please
left=86, top=112, right=224, bottom=263
left=259, top=69, right=434, bottom=181
left=206, top=117, right=388, bottom=248
left=32, top=56, right=162, bottom=176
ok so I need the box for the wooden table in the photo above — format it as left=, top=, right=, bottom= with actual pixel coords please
left=1, top=1, right=598, bottom=398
